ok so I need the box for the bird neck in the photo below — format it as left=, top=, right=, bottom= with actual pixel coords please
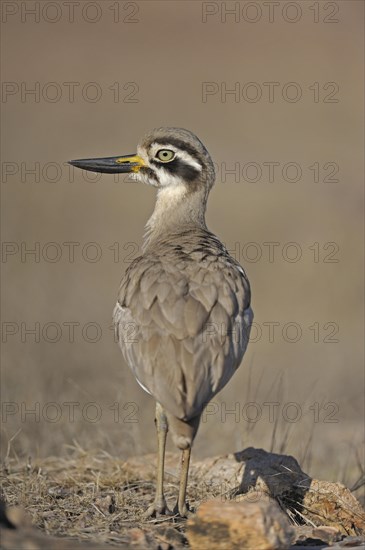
left=143, top=185, right=208, bottom=251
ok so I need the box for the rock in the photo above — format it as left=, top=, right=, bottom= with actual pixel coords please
left=300, top=479, right=365, bottom=535
left=192, top=447, right=365, bottom=536
left=122, top=448, right=365, bottom=537
left=331, top=535, right=365, bottom=548
left=127, top=527, right=152, bottom=547
left=311, top=525, right=343, bottom=542
left=293, top=524, right=343, bottom=547
left=193, top=447, right=309, bottom=498
left=155, top=525, right=187, bottom=548
left=186, top=498, right=295, bottom=550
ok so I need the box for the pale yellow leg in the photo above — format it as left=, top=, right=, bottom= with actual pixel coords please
left=144, top=402, right=171, bottom=517
left=175, top=447, right=191, bottom=517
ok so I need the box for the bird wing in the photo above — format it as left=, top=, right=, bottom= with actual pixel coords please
left=114, top=232, right=253, bottom=421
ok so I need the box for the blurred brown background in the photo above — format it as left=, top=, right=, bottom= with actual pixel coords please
left=1, top=1, right=363, bottom=486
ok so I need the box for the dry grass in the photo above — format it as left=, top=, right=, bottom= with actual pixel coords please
left=2, top=441, right=364, bottom=548
left=1, top=447, right=201, bottom=547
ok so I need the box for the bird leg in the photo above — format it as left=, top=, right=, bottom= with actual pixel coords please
left=144, top=402, right=171, bottom=517
left=174, top=446, right=192, bottom=517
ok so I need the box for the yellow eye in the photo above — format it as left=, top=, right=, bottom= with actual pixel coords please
left=156, top=149, right=175, bottom=162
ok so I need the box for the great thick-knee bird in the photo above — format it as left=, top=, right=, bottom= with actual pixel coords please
left=69, top=128, right=253, bottom=517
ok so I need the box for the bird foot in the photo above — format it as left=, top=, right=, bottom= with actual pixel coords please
left=143, top=497, right=173, bottom=519
left=172, top=501, right=192, bottom=518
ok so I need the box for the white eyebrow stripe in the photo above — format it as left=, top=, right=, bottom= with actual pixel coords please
left=175, top=149, right=202, bottom=172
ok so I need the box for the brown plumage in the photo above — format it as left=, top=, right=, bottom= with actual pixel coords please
left=69, top=127, right=253, bottom=517
left=114, top=229, right=251, bottom=425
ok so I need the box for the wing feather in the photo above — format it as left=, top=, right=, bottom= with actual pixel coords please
left=114, top=229, right=253, bottom=420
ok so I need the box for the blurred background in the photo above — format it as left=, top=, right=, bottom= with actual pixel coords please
left=1, top=1, right=363, bottom=488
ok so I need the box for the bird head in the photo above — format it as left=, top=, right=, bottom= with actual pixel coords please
left=69, top=127, right=215, bottom=194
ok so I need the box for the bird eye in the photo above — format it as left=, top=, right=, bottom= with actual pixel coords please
left=156, top=149, right=175, bottom=162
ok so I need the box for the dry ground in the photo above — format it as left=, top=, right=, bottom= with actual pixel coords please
left=1, top=446, right=364, bottom=549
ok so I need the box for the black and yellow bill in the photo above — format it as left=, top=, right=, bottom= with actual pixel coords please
left=68, top=154, right=145, bottom=174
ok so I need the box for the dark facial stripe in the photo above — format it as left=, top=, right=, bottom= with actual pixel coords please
left=150, top=158, right=200, bottom=182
